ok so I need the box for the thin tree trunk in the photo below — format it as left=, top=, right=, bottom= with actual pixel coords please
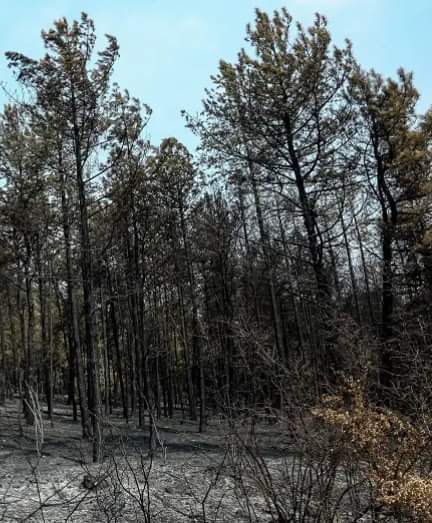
left=60, top=171, right=90, bottom=438
left=71, top=87, right=102, bottom=462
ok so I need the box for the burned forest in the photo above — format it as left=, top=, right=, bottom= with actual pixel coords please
left=1, top=8, right=432, bottom=522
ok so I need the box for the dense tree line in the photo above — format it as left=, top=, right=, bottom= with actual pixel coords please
left=1, top=10, right=431, bottom=462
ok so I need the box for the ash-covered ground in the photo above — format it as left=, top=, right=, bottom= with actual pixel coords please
left=0, top=400, right=293, bottom=522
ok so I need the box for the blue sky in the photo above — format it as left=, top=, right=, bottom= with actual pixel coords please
left=0, top=0, right=431, bottom=149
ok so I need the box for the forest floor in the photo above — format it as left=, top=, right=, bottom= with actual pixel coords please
left=0, top=398, right=297, bottom=522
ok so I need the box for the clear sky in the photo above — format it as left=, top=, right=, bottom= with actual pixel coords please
left=0, top=0, right=431, bottom=149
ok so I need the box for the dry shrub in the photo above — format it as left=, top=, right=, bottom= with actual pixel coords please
left=313, top=377, right=432, bottom=521
left=225, top=420, right=347, bottom=522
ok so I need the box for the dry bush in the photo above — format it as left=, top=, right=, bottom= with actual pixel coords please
left=223, top=407, right=375, bottom=522
left=313, top=377, right=432, bottom=521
